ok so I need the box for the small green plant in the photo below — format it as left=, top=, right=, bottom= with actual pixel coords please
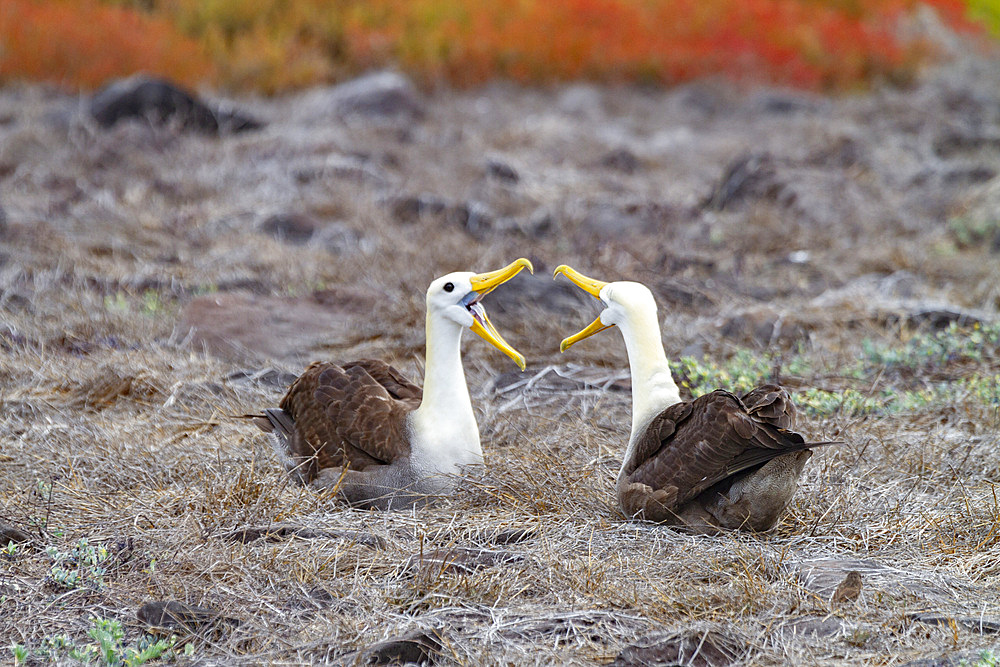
left=104, top=292, right=130, bottom=313
left=960, top=648, right=999, bottom=667
left=17, top=617, right=184, bottom=666
left=948, top=214, right=1000, bottom=249
left=46, top=537, right=109, bottom=590
left=4, top=540, right=18, bottom=557
left=141, top=289, right=166, bottom=316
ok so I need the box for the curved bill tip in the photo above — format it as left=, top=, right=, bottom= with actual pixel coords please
left=558, top=315, right=613, bottom=352
left=470, top=258, right=533, bottom=294
left=551, top=264, right=607, bottom=298
left=471, top=314, right=526, bottom=371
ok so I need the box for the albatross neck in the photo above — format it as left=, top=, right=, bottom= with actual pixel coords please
left=617, top=308, right=681, bottom=438
left=412, top=310, right=477, bottom=436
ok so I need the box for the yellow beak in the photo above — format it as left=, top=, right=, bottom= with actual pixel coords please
left=468, top=258, right=533, bottom=370
left=553, top=264, right=613, bottom=352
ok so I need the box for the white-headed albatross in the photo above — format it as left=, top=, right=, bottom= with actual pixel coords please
left=254, top=258, right=533, bottom=510
left=554, top=264, right=838, bottom=532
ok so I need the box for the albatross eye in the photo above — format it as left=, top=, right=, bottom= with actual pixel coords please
left=443, top=282, right=454, bottom=293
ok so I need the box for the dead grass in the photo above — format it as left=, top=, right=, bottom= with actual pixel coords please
left=3, top=62, right=1000, bottom=664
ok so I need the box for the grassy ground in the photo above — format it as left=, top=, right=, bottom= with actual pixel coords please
left=2, top=57, right=1000, bottom=664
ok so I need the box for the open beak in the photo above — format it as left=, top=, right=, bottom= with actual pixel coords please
left=553, top=264, right=613, bottom=352
left=467, top=258, right=533, bottom=370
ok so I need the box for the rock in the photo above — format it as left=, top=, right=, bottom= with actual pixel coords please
left=788, top=557, right=963, bottom=605
left=486, top=157, right=520, bottom=183
left=706, top=151, right=897, bottom=230
left=178, top=287, right=382, bottom=362
left=488, top=527, right=537, bottom=545
left=0, top=291, right=31, bottom=314
left=137, top=600, right=240, bottom=633
left=90, top=76, right=262, bottom=134
left=908, top=613, right=1000, bottom=634
left=219, top=524, right=385, bottom=548
left=599, top=148, right=641, bottom=173
left=706, top=152, right=782, bottom=210
left=259, top=213, right=318, bottom=245
left=312, top=71, right=424, bottom=120
left=405, top=547, right=524, bottom=576
left=751, top=91, right=821, bottom=115
left=0, top=523, right=33, bottom=546
left=613, top=628, right=744, bottom=666
left=292, top=154, right=388, bottom=186
left=357, top=627, right=445, bottom=665
left=386, top=193, right=448, bottom=224
left=806, top=135, right=867, bottom=169
left=447, top=200, right=495, bottom=239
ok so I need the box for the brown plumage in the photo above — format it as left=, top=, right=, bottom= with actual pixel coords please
left=554, top=266, right=841, bottom=533
left=255, top=360, right=421, bottom=484
left=251, top=259, right=534, bottom=510
left=832, top=571, right=863, bottom=604
left=617, top=385, right=825, bottom=531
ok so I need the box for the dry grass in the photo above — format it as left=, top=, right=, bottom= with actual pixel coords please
left=3, top=59, right=1000, bottom=664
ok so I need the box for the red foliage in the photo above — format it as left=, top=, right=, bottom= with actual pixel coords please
left=344, top=0, right=982, bottom=89
left=0, top=0, right=213, bottom=90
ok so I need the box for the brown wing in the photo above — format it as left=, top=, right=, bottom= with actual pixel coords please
left=625, top=389, right=810, bottom=509
left=276, top=361, right=421, bottom=476
left=741, top=383, right=796, bottom=429
left=342, top=359, right=423, bottom=401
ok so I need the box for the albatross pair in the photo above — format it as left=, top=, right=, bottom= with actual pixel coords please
left=255, top=259, right=833, bottom=530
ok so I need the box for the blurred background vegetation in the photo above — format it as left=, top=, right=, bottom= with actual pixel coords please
left=0, top=0, right=995, bottom=93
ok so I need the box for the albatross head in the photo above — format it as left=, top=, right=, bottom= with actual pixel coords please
left=552, top=265, right=657, bottom=351
left=427, top=258, right=533, bottom=370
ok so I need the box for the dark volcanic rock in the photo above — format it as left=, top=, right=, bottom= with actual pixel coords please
left=447, top=200, right=495, bottom=239
left=405, top=547, right=524, bottom=576
left=599, top=147, right=641, bottom=173
left=90, top=76, right=262, bottom=134
left=909, top=613, right=1000, bottom=634
left=358, top=627, right=445, bottom=665
left=613, top=628, right=744, bottom=666
left=386, top=193, right=448, bottom=224
left=707, top=152, right=782, bottom=210
left=137, top=600, right=240, bottom=633
left=0, top=523, right=33, bottom=545
left=486, top=157, right=520, bottom=183
left=259, top=213, right=318, bottom=245
left=219, top=524, right=385, bottom=548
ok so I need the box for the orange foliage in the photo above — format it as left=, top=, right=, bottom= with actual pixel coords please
left=342, top=0, right=979, bottom=89
left=0, top=0, right=214, bottom=90
left=0, top=0, right=983, bottom=92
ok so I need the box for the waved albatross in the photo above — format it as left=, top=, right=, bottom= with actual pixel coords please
left=554, top=265, right=838, bottom=532
left=253, top=258, right=533, bottom=510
